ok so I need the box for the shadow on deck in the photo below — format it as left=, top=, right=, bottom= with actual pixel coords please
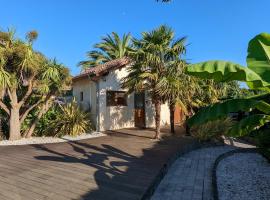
left=0, top=126, right=198, bottom=200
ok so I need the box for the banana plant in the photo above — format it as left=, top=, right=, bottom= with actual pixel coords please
left=186, top=33, right=270, bottom=137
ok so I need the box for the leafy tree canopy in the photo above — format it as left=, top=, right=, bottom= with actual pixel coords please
left=0, top=28, right=71, bottom=140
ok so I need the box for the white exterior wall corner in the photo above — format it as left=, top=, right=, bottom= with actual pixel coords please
left=145, top=92, right=170, bottom=128
left=72, top=78, right=97, bottom=125
left=97, top=65, right=135, bottom=131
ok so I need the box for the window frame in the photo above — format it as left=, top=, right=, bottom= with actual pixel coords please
left=106, top=90, right=127, bottom=107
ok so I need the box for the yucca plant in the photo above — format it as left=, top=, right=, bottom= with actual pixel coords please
left=186, top=33, right=270, bottom=137
left=52, top=100, right=91, bottom=137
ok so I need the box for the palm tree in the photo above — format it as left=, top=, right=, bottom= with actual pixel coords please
left=155, top=36, right=187, bottom=133
left=78, top=32, right=133, bottom=70
left=157, top=61, right=186, bottom=133
left=122, top=25, right=183, bottom=139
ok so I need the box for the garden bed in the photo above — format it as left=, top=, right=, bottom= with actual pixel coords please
left=216, top=152, right=270, bottom=200
left=0, top=132, right=106, bottom=146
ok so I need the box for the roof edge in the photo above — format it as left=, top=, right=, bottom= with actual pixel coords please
left=72, top=57, right=130, bottom=82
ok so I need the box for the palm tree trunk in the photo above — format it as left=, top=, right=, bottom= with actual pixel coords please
left=169, top=101, right=175, bottom=134
left=154, top=99, right=161, bottom=139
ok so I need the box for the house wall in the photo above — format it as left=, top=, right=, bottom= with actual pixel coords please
left=73, top=65, right=171, bottom=132
left=145, top=93, right=170, bottom=128
left=72, top=78, right=97, bottom=125
left=97, top=66, right=135, bottom=131
left=97, top=65, right=170, bottom=131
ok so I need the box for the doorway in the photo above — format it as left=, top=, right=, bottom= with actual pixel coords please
left=134, top=92, right=146, bottom=128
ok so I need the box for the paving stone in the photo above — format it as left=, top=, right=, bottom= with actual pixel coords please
left=151, top=146, right=236, bottom=200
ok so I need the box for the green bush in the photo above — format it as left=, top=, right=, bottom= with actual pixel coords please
left=35, top=106, right=61, bottom=137
left=255, top=129, right=270, bottom=160
left=20, top=104, right=61, bottom=137
left=190, top=118, right=234, bottom=142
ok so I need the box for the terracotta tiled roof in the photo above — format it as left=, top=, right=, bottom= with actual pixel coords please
left=73, top=57, right=130, bottom=81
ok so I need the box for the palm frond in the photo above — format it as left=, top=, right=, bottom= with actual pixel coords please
left=79, top=32, right=132, bottom=70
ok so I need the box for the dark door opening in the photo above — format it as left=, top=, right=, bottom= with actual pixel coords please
left=134, top=92, right=146, bottom=128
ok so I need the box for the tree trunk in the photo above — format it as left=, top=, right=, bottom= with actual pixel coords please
left=169, top=101, right=175, bottom=134
left=24, top=100, right=51, bottom=138
left=154, top=99, right=161, bottom=139
left=185, top=115, right=191, bottom=136
left=9, top=108, right=21, bottom=140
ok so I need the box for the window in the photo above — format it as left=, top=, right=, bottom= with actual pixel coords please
left=106, top=91, right=127, bottom=106
left=80, top=92, right=83, bottom=101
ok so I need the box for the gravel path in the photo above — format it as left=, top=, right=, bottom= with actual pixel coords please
left=217, top=153, right=270, bottom=200
left=0, top=132, right=105, bottom=146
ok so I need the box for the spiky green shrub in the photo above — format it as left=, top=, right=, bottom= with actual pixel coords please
left=190, top=118, right=234, bottom=142
left=49, top=100, right=91, bottom=137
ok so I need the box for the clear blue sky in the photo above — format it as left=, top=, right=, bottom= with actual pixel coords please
left=1, top=0, right=270, bottom=76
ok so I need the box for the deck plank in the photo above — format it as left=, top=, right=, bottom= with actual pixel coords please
left=0, top=127, right=196, bottom=200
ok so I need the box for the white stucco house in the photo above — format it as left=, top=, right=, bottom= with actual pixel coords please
left=72, top=58, right=171, bottom=132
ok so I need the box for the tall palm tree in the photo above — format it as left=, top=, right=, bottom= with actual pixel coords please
left=78, top=32, right=133, bottom=70
left=155, top=36, right=187, bottom=133
left=122, top=25, right=182, bottom=139
left=157, top=61, right=188, bottom=133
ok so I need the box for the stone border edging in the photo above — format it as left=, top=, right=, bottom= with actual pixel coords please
left=212, top=148, right=258, bottom=200
left=141, top=140, right=203, bottom=200
left=142, top=141, right=226, bottom=200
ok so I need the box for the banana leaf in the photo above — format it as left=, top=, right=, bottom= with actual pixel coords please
left=248, top=92, right=270, bottom=101
left=186, top=60, right=270, bottom=88
left=187, top=98, right=270, bottom=127
left=227, top=114, right=270, bottom=137
left=247, top=33, right=270, bottom=86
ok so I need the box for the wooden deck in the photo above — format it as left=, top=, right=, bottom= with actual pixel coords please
left=0, top=127, right=197, bottom=200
